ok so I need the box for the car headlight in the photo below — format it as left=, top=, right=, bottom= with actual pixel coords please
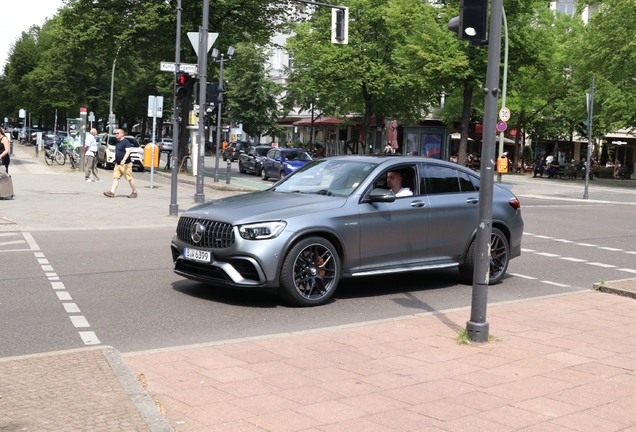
left=284, top=163, right=293, bottom=170
left=238, top=221, right=287, bottom=240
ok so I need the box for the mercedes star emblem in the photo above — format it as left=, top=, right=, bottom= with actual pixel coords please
left=191, top=222, right=205, bottom=244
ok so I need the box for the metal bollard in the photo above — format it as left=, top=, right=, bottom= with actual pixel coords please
left=226, top=158, right=231, bottom=184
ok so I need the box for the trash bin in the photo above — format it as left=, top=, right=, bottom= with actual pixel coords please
left=144, top=143, right=160, bottom=168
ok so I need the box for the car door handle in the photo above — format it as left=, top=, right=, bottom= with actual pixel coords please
left=410, top=201, right=426, bottom=208
left=466, top=198, right=479, bottom=204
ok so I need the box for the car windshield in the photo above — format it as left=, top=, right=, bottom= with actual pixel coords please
left=283, top=150, right=313, bottom=161
left=273, top=159, right=378, bottom=197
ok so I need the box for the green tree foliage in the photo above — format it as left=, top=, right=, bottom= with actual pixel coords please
left=224, top=43, right=285, bottom=140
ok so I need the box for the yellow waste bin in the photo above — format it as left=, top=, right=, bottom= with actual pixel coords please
left=144, top=143, right=160, bottom=168
left=497, top=154, right=509, bottom=173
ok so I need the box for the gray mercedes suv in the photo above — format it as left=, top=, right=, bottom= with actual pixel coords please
left=171, top=155, right=524, bottom=306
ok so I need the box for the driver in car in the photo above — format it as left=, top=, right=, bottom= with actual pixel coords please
left=386, top=170, right=413, bottom=197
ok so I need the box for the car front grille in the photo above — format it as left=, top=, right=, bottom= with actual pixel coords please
left=176, top=217, right=235, bottom=249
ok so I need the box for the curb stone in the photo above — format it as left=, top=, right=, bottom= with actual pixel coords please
left=594, top=278, right=636, bottom=300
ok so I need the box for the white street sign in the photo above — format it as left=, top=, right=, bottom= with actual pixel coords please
left=160, top=61, right=198, bottom=74
left=187, top=32, right=219, bottom=57
left=147, top=95, right=164, bottom=118
left=499, top=107, right=511, bottom=122
left=19, top=109, right=26, bottom=118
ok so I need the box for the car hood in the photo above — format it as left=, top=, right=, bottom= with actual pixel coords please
left=184, top=191, right=347, bottom=224
left=284, top=160, right=312, bottom=169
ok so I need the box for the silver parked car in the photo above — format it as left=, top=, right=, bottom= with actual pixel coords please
left=171, top=155, right=524, bottom=306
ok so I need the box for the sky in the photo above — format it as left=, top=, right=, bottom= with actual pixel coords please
left=1, top=0, right=65, bottom=72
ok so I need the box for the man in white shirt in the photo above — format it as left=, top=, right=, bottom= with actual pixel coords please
left=83, top=128, right=101, bottom=182
left=387, top=170, right=413, bottom=197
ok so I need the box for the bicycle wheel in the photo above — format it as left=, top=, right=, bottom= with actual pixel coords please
left=55, top=151, right=66, bottom=165
left=44, top=151, right=53, bottom=165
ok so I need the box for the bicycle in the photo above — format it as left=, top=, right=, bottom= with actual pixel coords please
left=43, top=142, right=66, bottom=166
left=59, top=138, right=80, bottom=169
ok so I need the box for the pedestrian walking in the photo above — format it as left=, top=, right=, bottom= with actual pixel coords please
left=0, top=127, right=11, bottom=174
left=103, top=129, right=138, bottom=198
left=83, top=128, right=101, bottom=182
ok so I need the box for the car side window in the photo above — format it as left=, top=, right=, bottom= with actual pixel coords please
left=422, top=165, right=461, bottom=194
left=371, top=165, right=417, bottom=196
left=266, top=149, right=275, bottom=159
left=458, top=170, right=476, bottom=192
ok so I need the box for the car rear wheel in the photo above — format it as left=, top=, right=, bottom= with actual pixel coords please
left=261, top=168, right=268, bottom=180
left=280, top=170, right=286, bottom=179
left=279, top=237, right=340, bottom=307
left=459, top=227, right=509, bottom=285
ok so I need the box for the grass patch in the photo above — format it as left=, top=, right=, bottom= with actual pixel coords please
left=456, top=328, right=501, bottom=344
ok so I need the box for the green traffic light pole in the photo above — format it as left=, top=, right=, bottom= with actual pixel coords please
left=496, top=6, right=508, bottom=183
left=465, top=0, right=503, bottom=343
left=583, top=77, right=595, bottom=200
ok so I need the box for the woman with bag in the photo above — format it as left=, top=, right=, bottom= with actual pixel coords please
left=0, top=128, right=10, bottom=174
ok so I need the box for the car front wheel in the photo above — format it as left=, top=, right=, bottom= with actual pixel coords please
left=261, top=168, right=268, bottom=180
left=279, top=237, right=340, bottom=307
left=459, top=227, right=510, bottom=285
left=238, top=161, right=245, bottom=173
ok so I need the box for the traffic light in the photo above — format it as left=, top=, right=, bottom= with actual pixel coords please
left=448, top=0, right=488, bottom=47
left=579, top=121, right=589, bottom=137
left=207, top=82, right=223, bottom=104
left=331, top=7, right=349, bottom=44
left=175, top=72, right=191, bottom=99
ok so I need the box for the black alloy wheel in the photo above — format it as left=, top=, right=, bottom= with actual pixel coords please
left=279, top=237, right=340, bottom=307
left=459, top=227, right=510, bottom=284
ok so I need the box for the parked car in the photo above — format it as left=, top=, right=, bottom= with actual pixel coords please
left=171, top=155, right=524, bottom=306
left=238, top=145, right=272, bottom=176
left=260, top=148, right=313, bottom=181
left=96, top=134, right=145, bottom=172
left=223, top=141, right=249, bottom=162
left=156, top=138, right=173, bottom=153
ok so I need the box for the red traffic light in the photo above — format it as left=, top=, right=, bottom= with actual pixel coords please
left=175, top=73, right=191, bottom=99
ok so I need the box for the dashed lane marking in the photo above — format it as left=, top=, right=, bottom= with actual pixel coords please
left=23, top=233, right=101, bottom=346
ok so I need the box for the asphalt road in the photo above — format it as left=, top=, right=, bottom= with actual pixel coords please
left=2, top=170, right=636, bottom=358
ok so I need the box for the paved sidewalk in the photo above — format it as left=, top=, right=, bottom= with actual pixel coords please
left=123, top=290, right=636, bottom=432
left=2, top=142, right=636, bottom=431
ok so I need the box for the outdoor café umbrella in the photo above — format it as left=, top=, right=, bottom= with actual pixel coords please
left=388, top=120, right=398, bottom=150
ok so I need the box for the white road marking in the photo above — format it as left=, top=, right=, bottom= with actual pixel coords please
left=553, top=239, right=574, bottom=243
left=541, top=280, right=570, bottom=287
left=63, top=303, right=81, bottom=313
left=79, top=332, right=100, bottom=345
left=586, top=262, right=617, bottom=268
left=521, top=248, right=536, bottom=252
left=38, top=258, right=49, bottom=264
left=558, top=257, right=587, bottom=262
left=575, top=243, right=597, bottom=247
left=617, top=268, right=636, bottom=274
left=34, top=252, right=45, bottom=257
left=0, top=240, right=26, bottom=246
left=536, top=252, right=560, bottom=257
left=51, top=282, right=65, bottom=290
left=69, top=316, right=90, bottom=328
left=0, top=233, right=20, bottom=237
left=41, top=265, right=54, bottom=272
left=509, top=273, right=537, bottom=279
left=534, top=235, right=553, bottom=239
left=56, top=291, right=72, bottom=301
left=598, top=247, right=623, bottom=252
left=22, top=232, right=40, bottom=251
left=625, top=251, right=636, bottom=255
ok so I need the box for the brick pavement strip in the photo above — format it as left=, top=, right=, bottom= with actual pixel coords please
left=124, top=291, right=636, bottom=432
left=0, top=346, right=172, bottom=432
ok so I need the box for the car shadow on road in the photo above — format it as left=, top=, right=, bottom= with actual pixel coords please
left=171, top=279, right=281, bottom=308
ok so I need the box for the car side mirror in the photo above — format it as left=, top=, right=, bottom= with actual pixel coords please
left=368, top=188, right=396, bottom=203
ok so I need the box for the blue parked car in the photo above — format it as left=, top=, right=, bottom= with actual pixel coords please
left=260, top=148, right=313, bottom=181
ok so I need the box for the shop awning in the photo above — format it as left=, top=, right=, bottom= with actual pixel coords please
left=293, top=117, right=344, bottom=127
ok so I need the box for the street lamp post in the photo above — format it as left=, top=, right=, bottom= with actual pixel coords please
left=109, top=46, right=122, bottom=141
left=169, top=0, right=182, bottom=216
left=212, top=47, right=234, bottom=183
left=194, top=0, right=210, bottom=203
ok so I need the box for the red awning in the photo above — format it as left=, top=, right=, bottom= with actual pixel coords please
left=293, top=117, right=344, bottom=127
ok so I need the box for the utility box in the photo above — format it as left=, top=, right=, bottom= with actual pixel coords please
left=144, top=143, right=160, bottom=168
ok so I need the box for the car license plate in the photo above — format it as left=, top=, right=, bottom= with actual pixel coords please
left=184, top=248, right=212, bottom=263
